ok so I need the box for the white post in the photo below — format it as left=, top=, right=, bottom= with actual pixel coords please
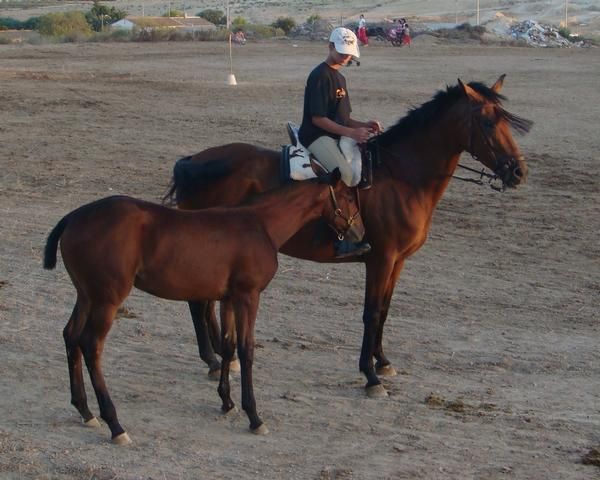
left=565, top=0, right=568, bottom=28
left=476, top=0, right=480, bottom=26
left=226, top=1, right=230, bottom=29
left=455, top=0, right=458, bottom=25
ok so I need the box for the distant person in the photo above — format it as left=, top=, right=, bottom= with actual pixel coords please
left=357, top=14, right=369, bottom=46
left=402, top=23, right=411, bottom=46
left=298, top=27, right=382, bottom=258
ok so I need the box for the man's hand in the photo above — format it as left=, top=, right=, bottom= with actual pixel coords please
left=350, top=127, right=372, bottom=143
left=366, top=120, right=382, bottom=134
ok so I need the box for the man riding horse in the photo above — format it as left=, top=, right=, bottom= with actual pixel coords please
left=299, top=27, right=382, bottom=258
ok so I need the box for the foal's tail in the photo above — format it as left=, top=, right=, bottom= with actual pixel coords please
left=43, top=214, right=70, bottom=270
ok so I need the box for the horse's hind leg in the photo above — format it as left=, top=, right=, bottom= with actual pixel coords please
left=80, top=303, right=129, bottom=445
left=63, top=298, right=98, bottom=426
left=189, top=301, right=221, bottom=379
left=373, top=260, right=404, bottom=378
left=217, top=299, right=236, bottom=413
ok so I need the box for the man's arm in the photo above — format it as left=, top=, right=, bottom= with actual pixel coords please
left=312, top=116, right=372, bottom=143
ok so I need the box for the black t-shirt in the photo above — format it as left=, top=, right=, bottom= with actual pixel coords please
left=299, top=62, right=352, bottom=147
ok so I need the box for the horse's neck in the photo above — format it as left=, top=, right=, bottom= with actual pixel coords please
left=251, top=184, right=324, bottom=249
left=385, top=113, right=466, bottom=199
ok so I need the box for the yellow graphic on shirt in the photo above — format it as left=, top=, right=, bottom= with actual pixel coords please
left=336, top=88, right=347, bottom=99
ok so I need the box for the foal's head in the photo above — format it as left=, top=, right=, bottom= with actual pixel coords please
left=458, top=75, right=533, bottom=188
left=320, top=169, right=365, bottom=242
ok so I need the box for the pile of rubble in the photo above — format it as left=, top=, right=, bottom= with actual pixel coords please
left=508, top=20, right=573, bottom=47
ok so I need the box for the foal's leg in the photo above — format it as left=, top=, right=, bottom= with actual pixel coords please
left=80, top=303, right=130, bottom=444
left=217, top=299, right=236, bottom=413
left=359, top=257, right=399, bottom=397
left=374, top=260, right=405, bottom=377
left=188, top=301, right=221, bottom=378
left=233, top=291, right=267, bottom=434
left=63, top=298, right=98, bottom=426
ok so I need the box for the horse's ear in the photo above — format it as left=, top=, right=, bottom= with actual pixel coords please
left=491, top=74, right=506, bottom=93
left=458, top=78, right=476, bottom=99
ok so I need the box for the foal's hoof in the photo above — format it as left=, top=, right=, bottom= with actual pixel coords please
left=230, top=359, right=241, bottom=373
left=111, top=432, right=132, bottom=446
left=222, top=406, right=239, bottom=416
left=251, top=423, right=269, bottom=435
left=207, top=368, right=221, bottom=381
left=366, top=384, right=388, bottom=398
left=83, top=417, right=101, bottom=428
left=376, top=364, right=398, bottom=377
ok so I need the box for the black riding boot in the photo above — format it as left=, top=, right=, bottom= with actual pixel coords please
left=334, top=238, right=371, bottom=259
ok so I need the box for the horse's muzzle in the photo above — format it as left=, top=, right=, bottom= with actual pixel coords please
left=498, top=156, right=527, bottom=188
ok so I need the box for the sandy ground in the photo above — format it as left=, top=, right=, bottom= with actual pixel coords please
left=0, top=40, right=599, bottom=479
left=2, top=0, right=600, bottom=37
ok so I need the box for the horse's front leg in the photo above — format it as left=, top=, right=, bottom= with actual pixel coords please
left=189, top=301, right=221, bottom=379
left=233, top=291, right=268, bottom=435
left=374, top=260, right=405, bottom=377
left=359, top=257, right=400, bottom=397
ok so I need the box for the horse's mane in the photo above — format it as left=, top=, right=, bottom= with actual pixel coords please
left=377, top=81, right=531, bottom=148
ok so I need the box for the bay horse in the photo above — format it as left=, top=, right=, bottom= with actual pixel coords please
left=43, top=169, right=360, bottom=443
left=165, top=75, right=532, bottom=398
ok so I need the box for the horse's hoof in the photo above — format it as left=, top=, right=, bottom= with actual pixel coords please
left=251, top=423, right=269, bottom=435
left=376, top=365, right=398, bottom=377
left=83, top=417, right=101, bottom=428
left=366, top=384, right=388, bottom=398
left=208, top=368, right=221, bottom=381
left=111, top=432, right=131, bottom=445
left=230, top=359, right=241, bottom=373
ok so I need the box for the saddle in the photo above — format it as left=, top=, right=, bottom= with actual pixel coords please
left=280, top=122, right=372, bottom=189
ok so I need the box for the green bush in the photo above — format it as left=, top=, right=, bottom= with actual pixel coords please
left=558, top=27, right=571, bottom=39
left=37, top=11, right=92, bottom=37
left=271, top=16, right=295, bottom=35
left=231, top=16, right=247, bottom=30
left=198, top=9, right=226, bottom=26
left=0, top=16, right=40, bottom=30
left=306, top=14, right=321, bottom=24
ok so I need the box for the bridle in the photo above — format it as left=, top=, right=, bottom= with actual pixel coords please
left=463, top=103, right=525, bottom=192
left=328, top=185, right=361, bottom=240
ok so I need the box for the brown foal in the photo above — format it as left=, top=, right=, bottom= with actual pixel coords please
left=44, top=169, right=360, bottom=443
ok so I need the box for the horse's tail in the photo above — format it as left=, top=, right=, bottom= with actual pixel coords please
left=43, top=214, right=70, bottom=270
left=162, top=155, right=232, bottom=205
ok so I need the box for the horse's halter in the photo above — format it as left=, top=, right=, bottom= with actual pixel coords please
left=465, top=104, right=522, bottom=191
left=328, top=185, right=361, bottom=240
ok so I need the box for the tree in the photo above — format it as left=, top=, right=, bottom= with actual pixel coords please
left=271, top=16, right=295, bottom=35
left=85, top=1, right=127, bottom=32
left=38, top=11, right=92, bottom=37
left=198, top=9, right=226, bottom=26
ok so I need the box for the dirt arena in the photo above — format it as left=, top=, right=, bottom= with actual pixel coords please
left=0, top=40, right=598, bottom=479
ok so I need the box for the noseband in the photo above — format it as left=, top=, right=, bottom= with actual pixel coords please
left=328, top=185, right=361, bottom=240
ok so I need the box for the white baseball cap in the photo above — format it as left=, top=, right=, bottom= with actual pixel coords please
left=329, top=27, right=360, bottom=58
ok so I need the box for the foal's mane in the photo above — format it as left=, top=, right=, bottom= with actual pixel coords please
left=377, top=81, right=531, bottom=148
